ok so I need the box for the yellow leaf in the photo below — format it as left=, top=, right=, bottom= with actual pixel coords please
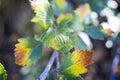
left=64, top=63, right=88, bottom=76
left=51, top=38, right=60, bottom=50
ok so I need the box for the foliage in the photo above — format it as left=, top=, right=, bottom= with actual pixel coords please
left=0, top=63, right=7, bottom=80
left=12, top=0, right=120, bottom=80
left=14, top=37, right=42, bottom=66
left=60, top=50, right=92, bottom=77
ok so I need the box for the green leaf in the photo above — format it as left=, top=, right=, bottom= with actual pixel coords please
left=52, top=0, right=73, bottom=16
left=75, top=36, right=88, bottom=50
left=57, top=14, right=84, bottom=33
left=89, top=0, right=106, bottom=13
left=0, top=63, right=7, bottom=80
left=29, top=42, right=43, bottom=65
left=70, top=16, right=84, bottom=32
left=74, top=0, right=107, bottom=13
left=41, top=27, right=73, bottom=51
left=84, top=26, right=106, bottom=40
left=114, top=32, right=120, bottom=45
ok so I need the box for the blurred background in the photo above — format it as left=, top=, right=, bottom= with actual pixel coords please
left=0, top=0, right=120, bottom=80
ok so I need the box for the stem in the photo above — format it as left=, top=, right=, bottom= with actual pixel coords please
left=37, top=51, right=58, bottom=80
left=55, top=52, right=60, bottom=80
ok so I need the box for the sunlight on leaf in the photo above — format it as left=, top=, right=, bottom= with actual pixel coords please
left=30, top=0, right=54, bottom=29
left=60, top=50, right=93, bottom=77
left=14, top=37, right=42, bottom=66
left=0, top=63, right=7, bottom=80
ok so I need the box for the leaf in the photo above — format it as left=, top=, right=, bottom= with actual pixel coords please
left=60, top=50, right=93, bottom=77
left=30, top=0, right=54, bottom=29
left=89, top=0, right=107, bottom=13
left=75, top=36, right=88, bottom=50
left=31, top=16, right=51, bottom=30
left=71, top=50, right=93, bottom=66
left=41, top=27, right=73, bottom=51
left=70, top=16, right=84, bottom=32
left=29, top=43, right=43, bottom=65
left=63, top=63, right=88, bottom=76
left=14, top=37, right=43, bottom=66
left=0, top=63, right=7, bottom=80
left=101, top=29, right=114, bottom=36
left=57, top=13, right=84, bottom=33
left=114, top=32, right=120, bottom=45
left=57, top=13, right=73, bottom=25
left=74, top=0, right=107, bottom=13
left=84, top=26, right=107, bottom=40
left=52, top=0, right=73, bottom=16
left=75, top=3, right=91, bottom=19
left=53, top=0, right=67, bottom=10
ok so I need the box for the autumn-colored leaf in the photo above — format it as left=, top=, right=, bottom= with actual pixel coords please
left=60, top=50, right=93, bottom=77
left=14, top=37, right=42, bottom=66
left=71, top=50, right=93, bottom=66
left=101, top=29, right=114, bottom=36
left=75, top=3, right=91, bottom=19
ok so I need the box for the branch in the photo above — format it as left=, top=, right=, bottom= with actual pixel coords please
left=55, top=52, right=60, bottom=80
left=37, top=51, right=58, bottom=80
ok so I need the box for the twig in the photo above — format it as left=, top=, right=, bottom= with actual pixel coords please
left=37, top=51, right=58, bottom=80
left=55, top=52, right=60, bottom=80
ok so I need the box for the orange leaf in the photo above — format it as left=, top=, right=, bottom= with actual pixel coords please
left=72, top=50, right=93, bottom=66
